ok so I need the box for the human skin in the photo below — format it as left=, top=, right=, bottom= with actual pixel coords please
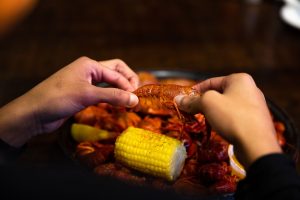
left=175, top=73, right=282, bottom=169
left=0, top=57, right=139, bottom=147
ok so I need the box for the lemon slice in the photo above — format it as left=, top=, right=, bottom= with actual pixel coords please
left=228, top=144, right=246, bottom=179
left=71, top=123, right=111, bottom=142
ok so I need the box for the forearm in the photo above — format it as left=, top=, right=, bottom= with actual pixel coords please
left=0, top=94, right=39, bottom=147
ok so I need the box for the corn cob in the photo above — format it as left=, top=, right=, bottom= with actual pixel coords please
left=114, top=126, right=187, bottom=181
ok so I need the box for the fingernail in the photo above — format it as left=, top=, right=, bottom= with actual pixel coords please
left=127, top=94, right=139, bottom=107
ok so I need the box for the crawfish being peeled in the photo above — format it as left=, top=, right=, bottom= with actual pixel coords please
left=133, top=84, right=200, bottom=116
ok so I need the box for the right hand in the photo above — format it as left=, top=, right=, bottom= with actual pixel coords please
left=0, top=57, right=139, bottom=147
left=175, top=73, right=282, bottom=169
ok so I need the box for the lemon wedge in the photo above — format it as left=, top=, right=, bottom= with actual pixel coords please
left=228, top=144, right=246, bottom=179
left=71, top=123, right=111, bottom=142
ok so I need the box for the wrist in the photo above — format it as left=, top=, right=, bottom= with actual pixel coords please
left=0, top=94, right=39, bottom=147
left=235, top=133, right=282, bottom=169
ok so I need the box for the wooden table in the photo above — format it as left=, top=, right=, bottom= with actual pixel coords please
left=0, top=0, right=299, bottom=167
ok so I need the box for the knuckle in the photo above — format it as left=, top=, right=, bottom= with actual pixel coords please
left=113, top=58, right=128, bottom=68
left=233, top=73, right=254, bottom=83
left=77, top=56, right=97, bottom=67
left=77, top=56, right=91, bottom=63
left=112, top=58, right=124, bottom=63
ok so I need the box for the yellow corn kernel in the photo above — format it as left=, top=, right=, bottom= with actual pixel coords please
left=114, top=126, right=187, bottom=181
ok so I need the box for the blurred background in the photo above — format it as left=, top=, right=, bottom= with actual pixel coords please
left=0, top=0, right=299, bottom=165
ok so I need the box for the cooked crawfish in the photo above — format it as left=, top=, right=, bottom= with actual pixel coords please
left=115, top=111, right=141, bottom=131
left=198, top=162, right=231, bottom=182
left=74, top=105, right=110, bottom=126
left=133, top=84, right=200, bottom=117
left=137, top=116, right=162, bottom=134
left=198, top=139, right=229, bottom=163
left=75, top=142, right=114, bottom=168
left=210, top=175, right=238, bottom=194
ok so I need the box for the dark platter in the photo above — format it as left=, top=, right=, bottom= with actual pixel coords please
left=59, top=70, right=299, bottom=200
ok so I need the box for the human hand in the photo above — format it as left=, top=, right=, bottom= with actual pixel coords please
left=0, top=57, right=139, bottom=147
left=175, top=73, right=282, bottom=168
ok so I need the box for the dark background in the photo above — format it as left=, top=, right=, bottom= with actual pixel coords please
left=0, top=0, right=299, bottom=170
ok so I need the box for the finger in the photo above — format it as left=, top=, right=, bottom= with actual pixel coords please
left=198, top=90, right=225, bottom=115
left=85, top=86, right=139, bottom=108
left=224, top=73, right=257, bottom=96
left=192, top=76, right=227, bottom=93
left=92, top=65, right=135, bottom=91
left=99, top=59, right=139, bottom=90
left=174, top=95, right=203, bottom=114
left=175, top=90, right=224, bottom=115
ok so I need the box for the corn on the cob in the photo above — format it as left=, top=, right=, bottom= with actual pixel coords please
left=114, top=126, right=187, bottom=181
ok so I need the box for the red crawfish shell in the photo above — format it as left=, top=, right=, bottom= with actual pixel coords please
left=133, top=84, right=200, bottom=114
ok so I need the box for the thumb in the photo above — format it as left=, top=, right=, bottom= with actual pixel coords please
left=87, top=87, right=139, bottom=108
left=175, top=90, right=223, bottom=115
left=174, top=95, right=203, bottom=114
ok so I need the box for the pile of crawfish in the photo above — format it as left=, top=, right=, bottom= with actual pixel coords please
left=72, top=72, right=287, bottom=197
